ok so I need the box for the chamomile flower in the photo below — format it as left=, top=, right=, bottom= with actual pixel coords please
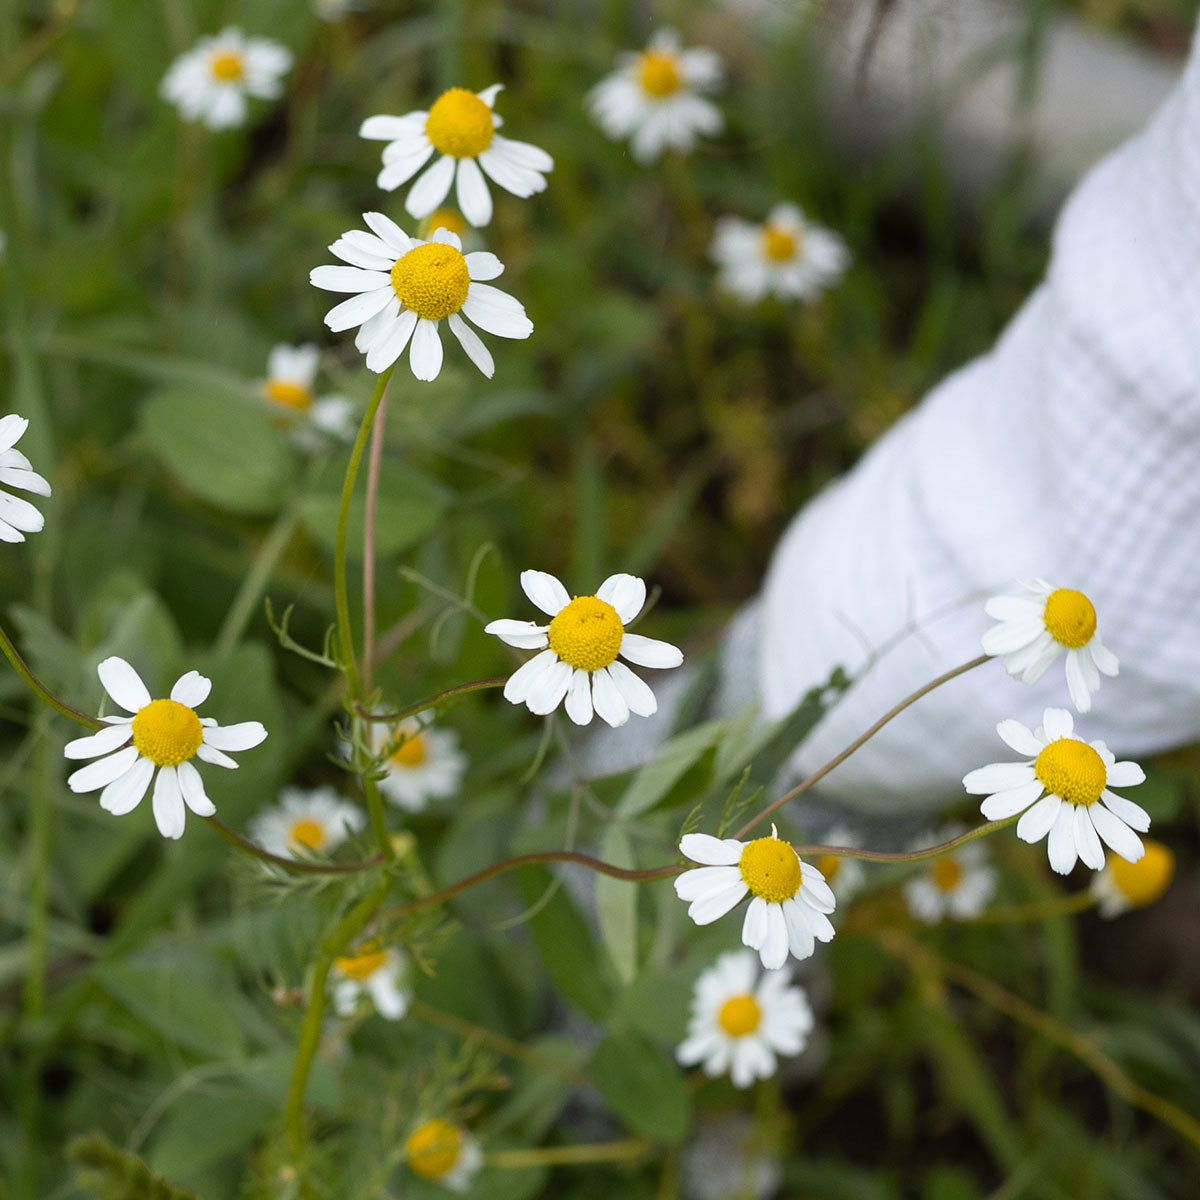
left=64, top=657, right=267, bottom=840
left=712, top=204, right=849, bottom=305
left=587, top=28, right=723, bottom=165
left=982, top=579, right=1118, bottom=712
left=260, top=343, right=355, bottom=449
left=677, top=951, right=814, bottom=1088
left=369, top=715, right=467, bottom=812
left=404, top=1119, right=483, bottom=1192
left=902, top=834, right=995, bottom=923
left=674, top=828, right=836, bottom=970
left=485, top=570, right=683, bottom=728
left=811, top=825, right=867, bottom=905
left=310, top=215, right=532, bottom=380
left=1091, top=837, right=1175, bottom=917
left=963, top=707, right=1149, bottom=875
left=360, top=85, right=553, bottom=227
left=160, top=27, right=292, bottom=130
left=330, top=942, right=410, bottom=1020
left=0, top=414, right=51, bottom=543
left=247, top=785, right=365, bottom=857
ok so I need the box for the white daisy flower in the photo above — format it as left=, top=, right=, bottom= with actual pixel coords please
left=811, top=824, right=867, bottom=905
left=404, top=1118, right=483, bottom=1192
left=247, top=785, right=365, bottom=857
left=64, top=657, right=268, bottom=840
left=982, top=579, right=1118, bottom=713
left=586, top=28, right=723, bottom=165
left=0, top=414, right=51, bottom=543
left=260, top=343, right=355, bottom=450
left=676, top=950, right=814, bottom=1089
left=902, top=833, right=996, bottom=923
left=310, top=216, right=532, bottom=380
left=160, top=27, right=292, bottom=130
left=330, top=942, right=410, bottom=1020
left=963, top=707, right=1149, bottom=875
left=712, top=203, right=849, bottom=305
left=368, top=715, right=467, bottom=813
left=673, top=828, right=836, bottom=970
left=359, top=84, right=553, bottom=228
left=485, top=570, right=683, bottom=728
left=1091, top=837, right=1175, bottom=918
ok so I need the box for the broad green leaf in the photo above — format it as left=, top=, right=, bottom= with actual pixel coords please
left=616, top=719, right=727, bottom=819
left=590, top=1028, right=690, bottom=1143
left=140, top=388, right=293, bottom=516
left=146, top=1089, right=275, bottom=1180
left=595, top=826, right=638, bottom=984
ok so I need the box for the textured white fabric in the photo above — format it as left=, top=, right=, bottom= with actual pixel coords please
left=760, top=22, right=1200, bottom=813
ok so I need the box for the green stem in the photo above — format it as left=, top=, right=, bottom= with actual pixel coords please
left=362, top=775, right=396, bottom=862
left=0, top=621, right=101, bottom=729
left=355, top=676, right=508, bottom=723
left=213, top=499, right=303, bottom=657
left=795, top=817, right=1018, bottom=866
left=203, top=815, right=384, bottom=875
left=334, top=368, right=393, bottom=700
left=733, top=654, right=991, bottom=838
left=361, top=390, right=388, bottom=694
left=23, top=712, right=54, bottom=1018
left=487, top=1140, right=650, bottom=1169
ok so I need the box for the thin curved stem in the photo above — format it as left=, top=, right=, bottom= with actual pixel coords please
left=362, top=389, right=388, bottom=694
left=487, top=1140, right=651, bottom=1169
left=203, top=816, right=385, bottom=875
left=355, top=676, right=508, bottom=723
left=794, top=817, right=1017, bottom=866
left=0, top=621, right=101, bottom=729
left=734, top=653, right=990, bottom=839
left=334, top=368, right=393, bottom=700
left=362, top=775, right=396, bottom=863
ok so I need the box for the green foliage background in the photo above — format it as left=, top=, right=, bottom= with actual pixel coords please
left=1, top=0, right=1198, bottom=1198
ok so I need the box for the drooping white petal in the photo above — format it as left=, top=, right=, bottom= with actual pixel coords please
left=1064, top=650, right=1093, bottom=712
left=605, top=660, right=657, bottom=717
left=408, top=318, right=444, bottom=382
left=405, top=154, right=456, bottom=217
left=99, top=756, right=154, bottom=815
left=455, top=156, right=493, bottom=226
left=152, top=767, right=187, bottom=840
left=323, top=287, right=396, bottom=333
left=981, top=618, right=1050, bottom=656
left=195, top=743, right=239, bottom=769
left=781, top=897, right=815, bottom=961
left=176, top=760, right=216, bottom=816
left=1046, top=804, right=1079, bottom=875
left=1016, top=793, right=1062, bottom=844
left=525, top=657, right=572, bottom=715
left=1073, top=804, right=1105, bottom=870
left=590, top=666, right=630, bottom=727
left=365, top=308, right=419, bottom=373
left=98, top=657, right=152, bottom=713
left=503, top=648, right=557, bottom=703
left=618, top=632, right=683, bottom=669
left=563, top=669, right=593, bottom=725
left=447, top=313, right=494, bottom=378
left=67, top=745, right=141, bottom=793
left=1098, top=789, right=1151, bottom=832
left=1089, top=803, right=1145, bottom=861
left=979, top=779, right=1044, bottom=820
left=1088, top=635, right=1119, bottom=677
left=687, top=879, right=747, bottom=925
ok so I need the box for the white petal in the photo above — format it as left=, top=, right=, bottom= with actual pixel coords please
left=152, top=767, right=187, bottom=840
left=1073, top=805, right=1105, bottom=870
left=754, top=903, right=789, bottom=970
left=563, top=669, right=593, bottom=725
left=447, top=312, right=494, bottom=378
left=679, top=833, right=743, bottom=866
left=781, top=897, right=815, bottom=961
left=98, top=657, right=151, bottom=713
left=688, top=879, right=747, bottom=925
left=63, top=722, right=133, bottom=760
left=503, top=648, right=557, bottom=703
left=520, top=570, right=571, bottom=617
left=460, top=283, right=533, bottom=339
left=324, top=287, right=395, bottom=332
left=202, top=721, right=267, bottom=752
left=618, top=632, right=683, bottom=669
left=405, top=154, right=455, bottom=217
left=99, top=756, right=154, bottom=815
left=963, top=762, right=1035, bottom=795
left=1041, top=708, right=1074, bottom=741
left=1105, top=761, right=1145, bottom=788
left=0, top=414, right=29, bottom=453
left=673, top=864, right=740, bottom=901
left=979, top=779, right=1045, bottom=820
left=596, top=573, right=645, bottom=623
left=590, top=666, right=630, bottom=727
left=176, top=760, right=216, bottom=816
left=1016, top=793, right=1062, bottom=844
left=464, top=251, right=504, bottom=281
left=741, top=895, right=768, bottom=950
left=170, top=670, right=211, bottom=707
left=605, top=659, right=657, bottom=717
left=1064, top=651, right=1093, bottom=713
left=1088, top=635, right=1120, bottom=677
left=486, top=132, right=553, bottom=173
left=1089, top=803, right=1145, bottom=861
left=365, top=308, right=419, bottom=373
left=455, top=156, right=492, bottom=226
left=981, top=618, right=1048, bottom=655
left=195, top=743, right=238, bottom=769
left=525, top=657, right=573, bottom=715
left=362, top=211, right=414, bottom=255
left=359, top=112, right=427, bottom=141
left=68, top=745, right=141, bottom=793
left=1098, top=790, right=1151, bottom=832
left=1046, top=804, right=1079, bottom=875
left=378, top=144, right=435, bottom=191
left=328, top=233, right=395, bottom=270
left=408, top=318, right=444, bottom=382
left=310, top=265, right=390, bottom=293
left=996, top=719, right=1043, bottom=757
left=483, top=618, right=548, bottom=649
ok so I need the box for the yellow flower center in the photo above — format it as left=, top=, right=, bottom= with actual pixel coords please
left=546, top=595, right=625, bottom=672
left=932, top=857, right=963, bottom=893
left=1109, top=839, right=1174, bottom=907
left=1042, top=588, right=1097, bottom=648
left=427, top=207, right=467, bottom=238
left=263, top=378, right=314, bottom=411
left=762, top=223, right=800, bottom=262
left=424, top=87, right=495, bottom=158
left=210, top=50, right=244, bottom=81
left=131, top=699, right=204, bottom=767
left=739, top=836, right=803, bottom=904
left=390, top=731, right=427, bottom=767
left=289, top=818, right=326, bottom=850
left=335, top=945, right=388, bottom=981
left=717, top=992, right=762, bottom=1038
left=638, top=49, right=681, bottom=97
left=405, top=1118, right=463, bottom=1179
left=1034, top=738, right=1107, bottom=806
left=390, top=242, right=471, bottom=321
left=815, top=853, right=841, bottom=882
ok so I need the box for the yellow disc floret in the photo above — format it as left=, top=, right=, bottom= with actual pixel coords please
left=390, top=732, right=427, bottom=768
left=932, top=856, right=963, bottom=893
left=405, top=1118, right=463, bottom=1179
left=638, top=50, right=682, bottom=97
left=717, top=993, right=762, bottom=1037
left=427, top=207, right=467, bottom=238
left=390, top=242, right=471, bottom=321
left=131, top=699, right=204, bottom=767
left=1034, top=738, right=1107, bottom=806
left=334, top=944, right=388, bottom=981
left=290, top=818, right=326, bottom=850
left=739, top=835, right=803, bottom=903
left=424, top=88, right=494, bottom=158
left=263, top=379, right=313, bottom=411
left=1043, top=588, right=1097, bottom=648
left=210, top=50, right=244, bottom=81
left=815, top=853, right=841, bottom=882
left=547, top=595, right=624, bottom=672
left=762, top=223, right=800, bottom=262
left=1109, top=838, right=1174, bottom=907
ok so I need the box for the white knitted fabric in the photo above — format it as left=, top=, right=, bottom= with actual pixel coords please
left=759, top=24, right=1200, bottom=814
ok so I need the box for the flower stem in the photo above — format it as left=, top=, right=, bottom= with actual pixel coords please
left=203, top=815, right=385, bottom=875
left=0, top=620, right=102, bottom=730
left=355, top=676, right=508, bottom=723
left=362, top=775, right=396, bottom=862
left=795, top=817, right=1017, bottom=866
left=733, top=653, right=991, bottom=839
left=334, top=368, right=393, bottom=700
left=362, top=389, right=388, bottom=694
left=486, top=1140, right=651, bottom=1169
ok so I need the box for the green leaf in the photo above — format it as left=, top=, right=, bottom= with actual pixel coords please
left=595, top=826, right=638, bottom=984
left=590, top=1028, right=690, bottom=1143
left=140, top=388, right=293, bottom=516
left=146, top=1088, right=276, bottom=1180
left=616, top=719, right=726, bottom=819
left=299, top=458, right=450, bottom=557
